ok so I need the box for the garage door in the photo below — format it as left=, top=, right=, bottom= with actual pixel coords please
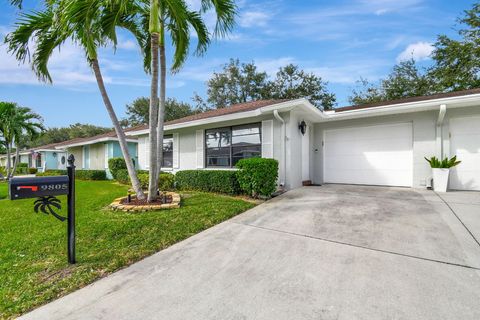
left=324, top=123, right=413, bottom=187
left=449, top=117, right=480, bottom=191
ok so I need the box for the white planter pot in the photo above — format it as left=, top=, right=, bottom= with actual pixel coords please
left=433, top=168, right=450, bottom=192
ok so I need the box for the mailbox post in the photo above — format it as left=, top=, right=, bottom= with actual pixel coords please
left=9, top=155, right=77, bottom=264
left=67, top=155, right=76, bottom=264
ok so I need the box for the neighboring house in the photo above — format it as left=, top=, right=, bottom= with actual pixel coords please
left=127, top=88, right=480, bottom=191
left=55, top=132, right=138, bottom=179
left=0, top=143, right=67, bottom=173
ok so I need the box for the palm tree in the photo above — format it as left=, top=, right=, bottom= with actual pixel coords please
left=5, top=0, right=147, bottom=198
left=0, top=102, right=44, bottom=179
left=115, top=0, right=235, bottom=201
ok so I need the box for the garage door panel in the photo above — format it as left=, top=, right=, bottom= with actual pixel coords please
left=450, top=117, right=480, bottom=191
left=325, top=153, right=412, bottom=171
left=324, top=123, right=413, bottom=187
left=325, top=138, right=412, bottom=155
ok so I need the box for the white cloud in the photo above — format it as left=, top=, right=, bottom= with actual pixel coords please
left=117, top=39, right=137, bottom=50
left=239, top=10, right=271, bottom=28
left=255, top=57, right=297, bottom=76
left=396, top=41, right=434, bottom=62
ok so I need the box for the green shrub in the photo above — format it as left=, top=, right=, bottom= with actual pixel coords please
left=37, top=169, right=107, bottom=180
left=36, top=170, right=67, bottom=176
left=175, top=170, right=240, bottom=195
left=17, top=163, right=28, bottom=168
left=29, top=168, right=38, bottom=174
left=115, top=169, right=130, bottom=184
left=117, top=170, right=174, bottom=191
left=76, top=170, right=107, bottom=180
left=236, top=158, right=279, bottom=198
left=108, top=157, right=127, bottom=179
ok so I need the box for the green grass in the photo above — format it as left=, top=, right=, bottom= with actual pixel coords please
left=0, top=181, right=255, bottom=319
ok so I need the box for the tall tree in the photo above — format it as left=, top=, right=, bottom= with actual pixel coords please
left=428, top=2, right=480, bottom=91
left=207, top=59, right=271, bottom=108
left=203, top=60, right=336, bottom=110
left=0, top=102, right=44, bottom=179
left=270, top=64, right=336, bottom=109
left=152, top=0, right=235, bottom=201
left=122, top=97, right=199, bottom=126
left=5, top=0, right=147, bottom=198
left=349, top=59, right=432, bottom=105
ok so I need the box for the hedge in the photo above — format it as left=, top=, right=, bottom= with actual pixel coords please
left=236, top=158, right=279, bottom=198
left=175, top=170, right=241, bottom=195
left=108, top=157, right=127, bottom=180
left=37, top=169, right=107, bottom=180
left=115, top=169, right=175, bottom=191
left=28, top=168, right=38, bottom=174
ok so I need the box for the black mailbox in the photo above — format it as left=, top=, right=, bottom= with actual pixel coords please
left=9, top=176, right=70, bottom=200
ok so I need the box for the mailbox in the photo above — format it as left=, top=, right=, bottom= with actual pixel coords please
left=9, top=176, right=70, bottom=200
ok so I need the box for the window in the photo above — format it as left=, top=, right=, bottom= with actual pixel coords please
left=206, top=123, right=261, bottom=167
left=162, top=135, right=173, bottom=168
left=35, top=153, right=42, bottom=168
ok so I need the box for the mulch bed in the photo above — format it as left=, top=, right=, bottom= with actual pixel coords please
left=120, top=194, right=173, bottom=206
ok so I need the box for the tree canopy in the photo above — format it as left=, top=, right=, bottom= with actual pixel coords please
left=31, top=123, right=111, bottom=147
left=121, top=97, right=201, bottom=126
left=203, top=59, right=336, bottom=110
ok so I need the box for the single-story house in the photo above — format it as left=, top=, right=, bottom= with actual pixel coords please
left=0, top=143, right=67, bottom=172
left=126, top=88, right=480, bottom=191
left=55, top=132, right=138, bottom=178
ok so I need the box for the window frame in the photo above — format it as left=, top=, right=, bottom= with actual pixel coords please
left=205, top=123, right=262, bottom=168
left=162, top=135, right=174, bottom=168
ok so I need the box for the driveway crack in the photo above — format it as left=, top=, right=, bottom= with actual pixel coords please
left=434, top=191, right=480, bottom=248
left=231, top=221, right=480, bottom=271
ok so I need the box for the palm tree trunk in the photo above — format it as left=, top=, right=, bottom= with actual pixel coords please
left=148, top=32, right=160, bottom=202
left=156, top=24, right=166, bottom=180
left=10, top=146, right=20, bottom=178
left=90, top=58, right=145, bottom=200
left=6, top=143, right=12, bottom=179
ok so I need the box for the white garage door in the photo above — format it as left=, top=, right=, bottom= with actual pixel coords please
left=324, top=123, right=413, bottom=187
left=449, top=117, right=480, bottom=191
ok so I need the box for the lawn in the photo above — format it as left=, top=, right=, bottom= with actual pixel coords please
left=0, top=181, right=255, bottom=319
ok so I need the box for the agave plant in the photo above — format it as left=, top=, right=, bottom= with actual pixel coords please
left=424, top=156, right=461, bottom=168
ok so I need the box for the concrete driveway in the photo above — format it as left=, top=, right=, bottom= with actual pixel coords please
left=21, top=185, right=480, bottom=320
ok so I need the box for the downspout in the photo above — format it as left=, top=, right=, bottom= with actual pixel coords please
left=273, top=110, right=286, bottom=187
left=437, top=104, right=447, bottom=158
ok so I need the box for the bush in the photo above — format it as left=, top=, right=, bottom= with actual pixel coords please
left=76, top=170, right=107, bottom=180
left=36, top=170, right=67, bottom=176
left=115, top=169, right=130, bottom=185
left=117, top=170, right=175, bottom=191
left=29, top=168, right=38, bottom=174
left=108, top=157, right=127, bottom=180
left=37, top=169, right=107, bottom=180
left=175, top=170, right=240, bottom=195
left=236, top=158, right=279, bottom=198
left=17, top=163, right=28, bottom=168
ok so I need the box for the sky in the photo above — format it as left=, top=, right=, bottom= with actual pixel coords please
left=0, top=0, right=475, bottom=128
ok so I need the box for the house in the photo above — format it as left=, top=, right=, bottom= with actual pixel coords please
left=126, top=88, right=480, bottom=191
left=55, top=131, right=138, bottom=178
left=0, top=142, right=67, bottom=172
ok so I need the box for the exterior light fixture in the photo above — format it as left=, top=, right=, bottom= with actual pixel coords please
left=298, top=120, right=307, bottom=135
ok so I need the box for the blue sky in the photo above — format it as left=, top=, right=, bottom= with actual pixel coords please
left=0, top=0, right=474, bottom=128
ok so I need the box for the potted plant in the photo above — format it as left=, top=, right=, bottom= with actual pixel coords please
left=424, top=156, right=461, bottom=192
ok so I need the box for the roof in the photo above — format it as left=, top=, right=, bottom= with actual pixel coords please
left=335, top=88, right=480, bottom=113
left=54, top=127, right=138, bottom=149
left=129, top=100, right=288, bottom=132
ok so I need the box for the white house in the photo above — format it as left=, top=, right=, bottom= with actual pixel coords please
left=0, top=142, right=67, bottom=173
left=127, top=89, right=480, bottom=191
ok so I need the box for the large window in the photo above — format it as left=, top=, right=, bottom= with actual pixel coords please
left=206, top=123, right=261, bottom=167
left=162, top=135, right=173, bottom=168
